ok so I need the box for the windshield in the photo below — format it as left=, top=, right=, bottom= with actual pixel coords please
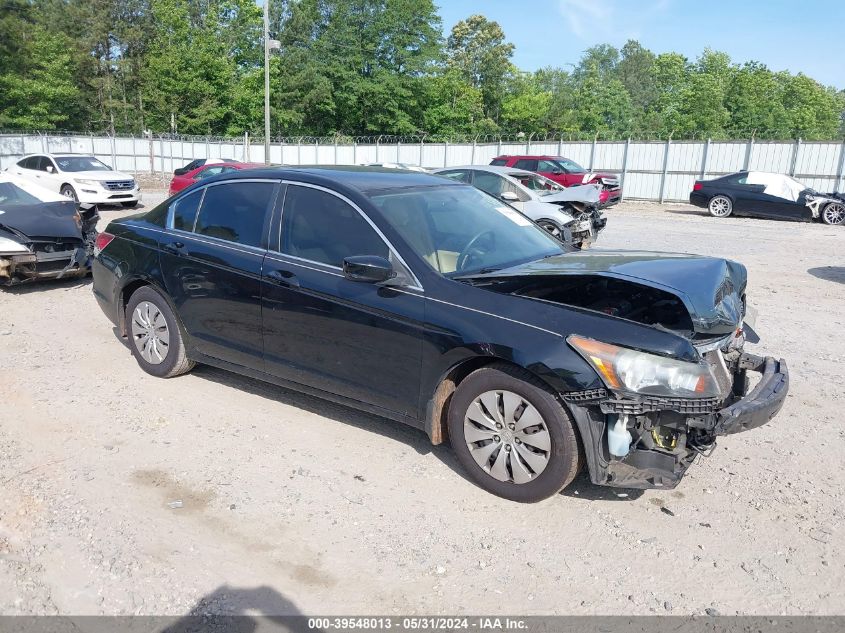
left=370, top=185, right=564, bottom=277
left=54, top=156, right=111, bottom=173
left=508, top=172, right=564, bottom=196
left=554, top=158, right=585, bottom=173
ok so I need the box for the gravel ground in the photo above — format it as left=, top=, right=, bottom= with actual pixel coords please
left=1, top=193, right=843, bottom=617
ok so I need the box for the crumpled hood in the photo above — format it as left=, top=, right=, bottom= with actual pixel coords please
left=542, top=184, right=601, bottom=205
left=480, top=250, right=748, bottom=335
left=0, top=200, right=84, bottom=241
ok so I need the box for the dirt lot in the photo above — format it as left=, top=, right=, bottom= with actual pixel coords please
left=1, top=195, right=843, bottom=617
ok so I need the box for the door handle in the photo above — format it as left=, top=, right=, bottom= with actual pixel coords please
left=266, top=268, right=300, bottom=288
left=162, top=241, right=185, bottom=254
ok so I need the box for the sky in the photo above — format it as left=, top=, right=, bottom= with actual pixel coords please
left=436, top=0, right=845, bottom=88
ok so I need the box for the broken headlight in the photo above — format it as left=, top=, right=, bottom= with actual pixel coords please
left=0, top=236, right=30, bottom=255
left=568, top=335, right=721, bottom=398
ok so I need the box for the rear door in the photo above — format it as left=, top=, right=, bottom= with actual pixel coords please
left=158, top=179, right=280, bottom=369
left=261, top=182, right=424, bottom=417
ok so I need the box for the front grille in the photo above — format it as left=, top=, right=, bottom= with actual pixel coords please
left=602, top=396, right=721, bottom=415
left=104, top=180, right=134, bottom=191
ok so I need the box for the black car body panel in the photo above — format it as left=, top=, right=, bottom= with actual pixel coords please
left=93, top=167, right=788, bottom=490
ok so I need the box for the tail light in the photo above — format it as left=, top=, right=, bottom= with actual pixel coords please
left=94, top=232, right=115, bottom=254
left=693, top=182, right=703, bottom=191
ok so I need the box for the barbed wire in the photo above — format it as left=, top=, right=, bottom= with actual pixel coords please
left=2, top=129, right=844, bottom=144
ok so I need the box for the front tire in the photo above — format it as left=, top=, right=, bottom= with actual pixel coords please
left=821, top=202, right=845, bottom=225
left=448, top=364, right=582, bottom=503
left=125, top=286, right=195, bottom=378
left=708, top=195, right=733, bottom=218
left=60, top=185, right=78, bottom=203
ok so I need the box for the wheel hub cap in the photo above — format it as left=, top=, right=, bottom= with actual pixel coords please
left=464, top=390, right=552, bottom=485
left=131, top=301, right=170, bottom=365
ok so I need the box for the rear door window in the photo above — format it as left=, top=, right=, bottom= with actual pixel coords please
left=279, top=185, right=388, bottom=267
left=514, top=159, right=538, bottom=171
left=193, top=181, right=275, bottom=247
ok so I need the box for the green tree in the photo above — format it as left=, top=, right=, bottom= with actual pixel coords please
left=446, top=14, right=514, bottom=122
left=0, top=8, right=81, bottom=130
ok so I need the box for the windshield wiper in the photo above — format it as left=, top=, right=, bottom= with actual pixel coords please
left=452, top=266, right=503, bottom=280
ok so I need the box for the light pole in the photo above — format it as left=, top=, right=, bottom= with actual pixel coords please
left=263, top=1, right=280, bottom=165
left=263, top=0, right=271, bottom=164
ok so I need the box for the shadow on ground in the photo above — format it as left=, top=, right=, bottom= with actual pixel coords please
left=808, top=266, right=845, bottom=285
left=560, top=471, right=644, bottom=501
left=193, top=364, right=466, bottom=480
left=0, top=276, right=91, bottom=295
left=159, top=584, right=316, bottom=632
left=664, top=207, right=710, bottom=218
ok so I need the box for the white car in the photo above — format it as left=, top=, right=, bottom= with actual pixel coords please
left=7, top=154, right=141, bottom=208
left=434, top=165, right=606, bottom=248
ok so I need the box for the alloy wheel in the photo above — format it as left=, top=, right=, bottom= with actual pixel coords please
left=709, top=195, right=732, bottom=217
left=463, top=390, right=552, bottom=484
left=823, top=203, right=845, bottom=225
left=131, top=300, right=170, bottom=365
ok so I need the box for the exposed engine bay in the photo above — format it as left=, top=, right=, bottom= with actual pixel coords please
left=510, top=274, right=694, bottom=334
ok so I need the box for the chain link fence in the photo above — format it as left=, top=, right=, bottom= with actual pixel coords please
left=1, top=131, right=844, bottom=202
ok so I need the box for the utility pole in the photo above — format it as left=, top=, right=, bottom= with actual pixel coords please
left=263, top=1, right=281, bottom=166
left=263, top=0, right=271, bottom=165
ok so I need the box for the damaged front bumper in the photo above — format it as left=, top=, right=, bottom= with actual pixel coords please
left=565, top=352, right=789, bottom=489
left=0, top=247, right=92, bottom=286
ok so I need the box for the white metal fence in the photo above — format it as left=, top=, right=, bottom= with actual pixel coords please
left=1, top=133, right=844, bottom=202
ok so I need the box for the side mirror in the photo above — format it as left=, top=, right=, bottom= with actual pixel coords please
left=342, top=255, right=395, bottom=283
left=551, top=168, right=562, bottom=175
left=500, top=191, right=520, bottom=202
left=46, top=165, right=54, bottom=173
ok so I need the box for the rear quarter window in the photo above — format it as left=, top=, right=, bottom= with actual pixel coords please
left=490, top=159, right=508, bottom=166
left=170, top=189, right=204, bottom=231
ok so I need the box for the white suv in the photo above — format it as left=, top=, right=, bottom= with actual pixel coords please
left=7, top=154, right=141, bottom=208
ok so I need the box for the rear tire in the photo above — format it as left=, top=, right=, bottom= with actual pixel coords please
left=708, top=195, right=733, bottom=218
left=821, top=202, right=845, bottom=226
left=125, top=286, right=195, bottom=378
left=447, top=363, right=582, bottom=503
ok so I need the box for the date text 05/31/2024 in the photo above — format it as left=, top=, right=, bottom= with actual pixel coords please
left=307, top=617, right=528, bottom=630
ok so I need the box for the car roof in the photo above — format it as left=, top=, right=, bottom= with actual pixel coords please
left=493, top=155, right=566, bottom=160
left=203, top=165, right=462, bottom=195
left=439, top=165, right=537, bottom=177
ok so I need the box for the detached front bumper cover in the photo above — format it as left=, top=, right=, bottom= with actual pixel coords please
left=715, top=353, right=788, bottom=435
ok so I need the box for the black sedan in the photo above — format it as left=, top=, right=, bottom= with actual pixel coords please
left=690, top=170, right=845, bottom=225
left=92, top=167, right=788, bottom=502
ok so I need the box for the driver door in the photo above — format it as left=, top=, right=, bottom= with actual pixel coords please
left=471, top=171, right=529, bottom=211
left=261, top=182, right=425, bottom=418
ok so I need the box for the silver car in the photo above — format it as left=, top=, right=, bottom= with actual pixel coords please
left=434, top=165, right=606, bottom=248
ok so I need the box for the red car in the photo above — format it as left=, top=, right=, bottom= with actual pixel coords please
left=168, top=162, right=264, bottom=196
left=491, top=155, right=621, bottom=207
